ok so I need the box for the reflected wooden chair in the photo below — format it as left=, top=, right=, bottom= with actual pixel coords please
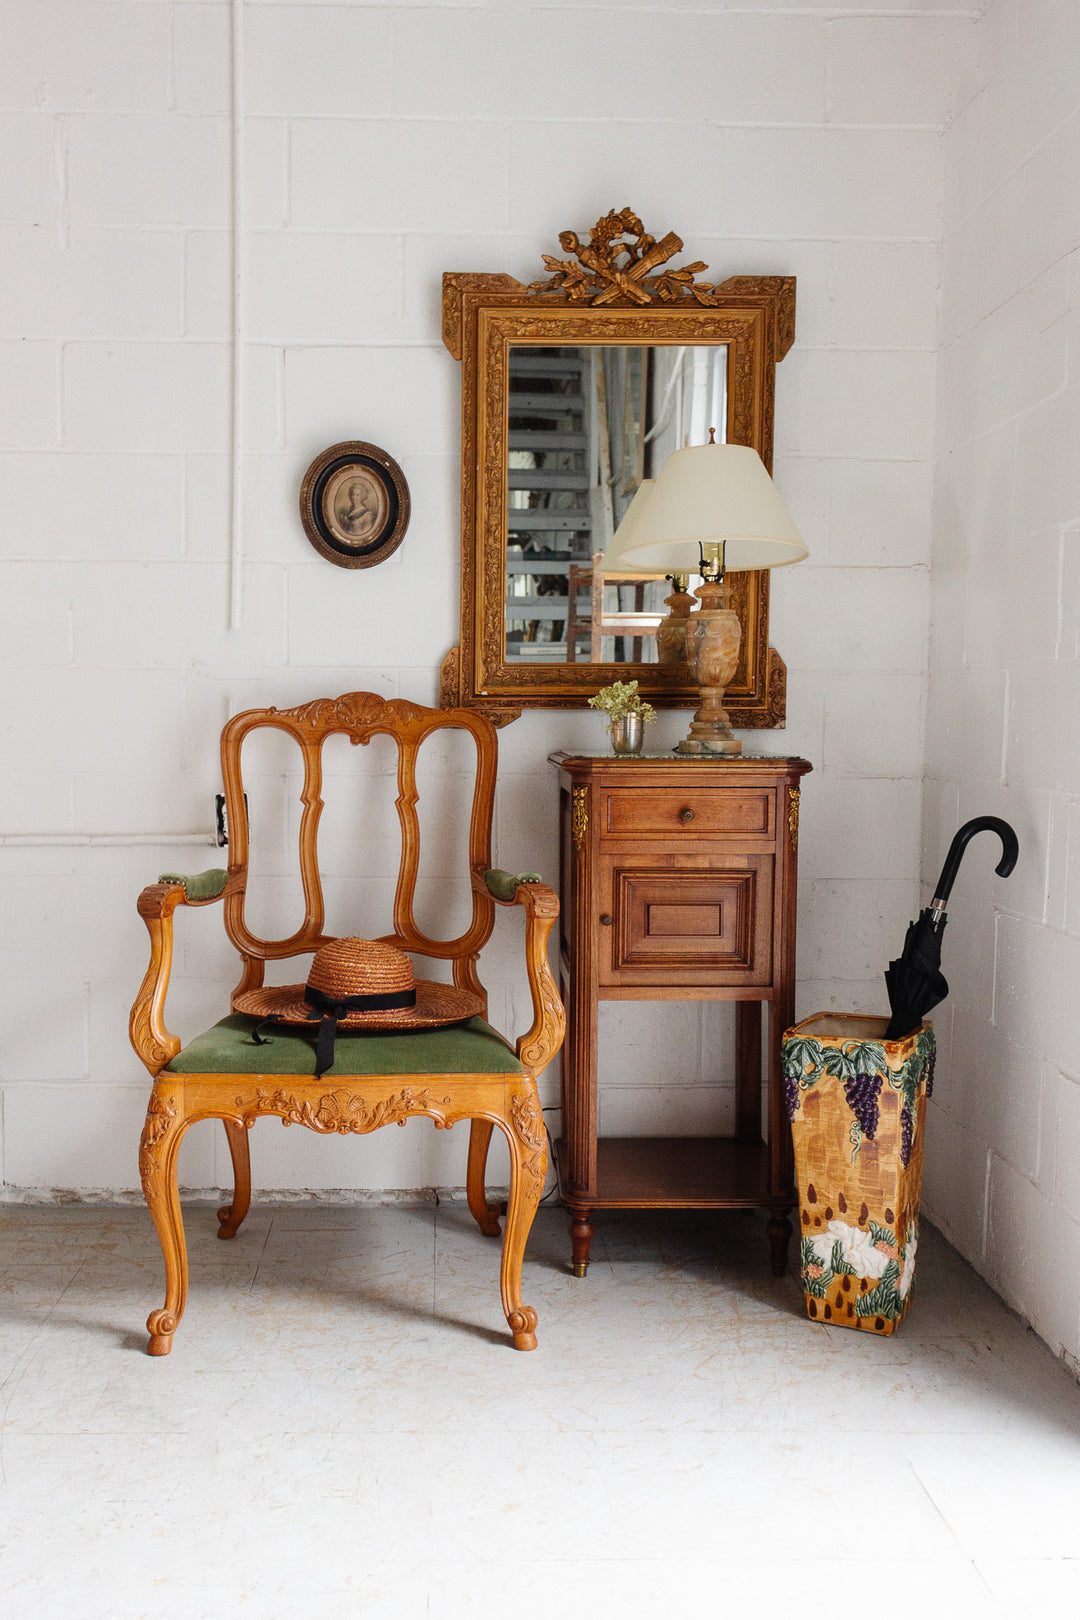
left=565, top=551, right=664, bottom=662
left=129, top=692, right=564, bottom=1355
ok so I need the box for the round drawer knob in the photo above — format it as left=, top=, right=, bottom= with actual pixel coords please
left=599, top=913, right=613, bottom=926
left=679, top=807, right=696, bottom=823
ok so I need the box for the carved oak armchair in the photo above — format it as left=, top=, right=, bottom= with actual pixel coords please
left=129, top=693, right=564, bottom=1354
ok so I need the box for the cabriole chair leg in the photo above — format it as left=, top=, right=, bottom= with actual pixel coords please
left=139, top=1088, right=191, bottom=1357
left=466, top=1117, right=503, bottom=1237
left=498, top=1090, right=547, bottom=1351
left=217, top=1117, right=252, bottom=1239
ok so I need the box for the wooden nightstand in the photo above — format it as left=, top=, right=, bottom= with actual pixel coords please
left=549, top=750, right=812, bottom=1277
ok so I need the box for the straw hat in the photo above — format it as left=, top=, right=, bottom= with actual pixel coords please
left=235, top=937, right=483, bottom=1075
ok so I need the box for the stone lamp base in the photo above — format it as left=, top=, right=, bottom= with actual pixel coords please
left=656, top=575, right=697, bottom=666
left=675, top=578, right=742, bottom=755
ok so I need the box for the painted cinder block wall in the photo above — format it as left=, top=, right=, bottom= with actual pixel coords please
left=920, top=0, right=1080, bottom=1368
left=1, top=8, right=961, bottom=1230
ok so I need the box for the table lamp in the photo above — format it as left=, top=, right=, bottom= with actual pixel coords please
left=602, top=479, right=696, bottom=665
left=618, top=438, right=808, bottom=755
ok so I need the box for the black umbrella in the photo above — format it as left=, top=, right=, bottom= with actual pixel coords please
left=883, top=816, right=1019, bottom=1040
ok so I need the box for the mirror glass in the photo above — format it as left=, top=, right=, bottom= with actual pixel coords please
left=504, top=344, right=728, bottom=665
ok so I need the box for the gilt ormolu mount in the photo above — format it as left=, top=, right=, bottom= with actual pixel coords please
left=440, top=209, right=796, bottom=728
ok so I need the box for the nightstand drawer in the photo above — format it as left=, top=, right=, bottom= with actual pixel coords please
left=600, top=787, right=775, bottom=842
left=598, top=855, right=774, bottom=986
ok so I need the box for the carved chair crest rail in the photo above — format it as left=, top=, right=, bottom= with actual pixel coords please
left=129, top=691, right=564, bottom=1355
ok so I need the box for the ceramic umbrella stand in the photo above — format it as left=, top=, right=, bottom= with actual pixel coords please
left=782, top=1013, right=936, bottom=1335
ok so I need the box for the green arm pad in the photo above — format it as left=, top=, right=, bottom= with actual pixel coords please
left=484, top=868, right=544, bottom=902
left=157, top=868, right=229, bottom=901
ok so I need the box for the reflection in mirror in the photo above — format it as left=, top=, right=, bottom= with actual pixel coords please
left=505, top=344, right=728, bottom=665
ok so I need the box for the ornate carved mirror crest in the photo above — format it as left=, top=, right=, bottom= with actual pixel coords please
left=440, top=209, right=795, bottom=727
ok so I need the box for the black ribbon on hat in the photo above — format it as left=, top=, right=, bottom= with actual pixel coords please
left=304, top=983, right=416, bottom=1076
left=251, top=982, right=416, bottom=1077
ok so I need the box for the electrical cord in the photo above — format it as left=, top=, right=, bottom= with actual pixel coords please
left=539, top=1105, right=563, bottom=1205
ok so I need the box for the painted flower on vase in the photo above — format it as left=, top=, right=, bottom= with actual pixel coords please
left=807, top=1219, right=893, bottom=1280
left=899, top=1226, right=918, bottom=1299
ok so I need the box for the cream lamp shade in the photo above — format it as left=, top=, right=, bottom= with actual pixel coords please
left=617, top=442, right=808, bottom=572
left=600, top=479, right=658, bottom=577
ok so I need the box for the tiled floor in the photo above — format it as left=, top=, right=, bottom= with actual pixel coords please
left=2, top=1198, right=1080, bottom=1618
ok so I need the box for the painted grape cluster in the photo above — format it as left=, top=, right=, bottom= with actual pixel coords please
left=900, top=1105, right=914, bottom=1166
left=843, top=1070, right=882, bottom=1141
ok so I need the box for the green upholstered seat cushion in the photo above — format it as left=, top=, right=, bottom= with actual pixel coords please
left=165, top=1012, right=523, bottom=1077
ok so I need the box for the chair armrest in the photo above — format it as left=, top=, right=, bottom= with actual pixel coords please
left=483, top=867, right=543, bottom=902
left=129, top=870, right=237, bottom=1076
left=156, top=867, right=230, bottom=902
left=479, top=870, right=565, bottom=1076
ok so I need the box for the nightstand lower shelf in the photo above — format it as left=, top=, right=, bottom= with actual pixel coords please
left=555, top=1135, right=795, bottom=1276
left=557, top=1135, right=776, bottom=1208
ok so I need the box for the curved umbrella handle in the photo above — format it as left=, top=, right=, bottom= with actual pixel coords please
left=932, top=816, right=1018, bottom=908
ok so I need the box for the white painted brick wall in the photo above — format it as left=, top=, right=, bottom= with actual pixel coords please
left=0, top=4, right=977, bottom=1224
left=0, top=229, right=183, bottom=340
left=62, top=343, right=281, bottom=453
left=0, top=453, right=185, bottom=560
left=66, top=114, right=233, bottom=231
left=922, top=0, right=1080, bottom=1367
left=0, top=3, right=173, bottom=113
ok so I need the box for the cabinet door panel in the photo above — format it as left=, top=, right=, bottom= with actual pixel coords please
left=598, top=855, right=774, bottom=987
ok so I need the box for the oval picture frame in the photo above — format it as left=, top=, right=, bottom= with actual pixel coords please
left=299, top=441, right=410, bottom=569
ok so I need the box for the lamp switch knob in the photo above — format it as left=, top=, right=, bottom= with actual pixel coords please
left=679, top=807, right=695, bottom=823
left=599, top=913, right=613, bottom=926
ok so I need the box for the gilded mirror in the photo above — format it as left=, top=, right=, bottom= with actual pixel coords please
left=440, top=210, right=795, bottom=727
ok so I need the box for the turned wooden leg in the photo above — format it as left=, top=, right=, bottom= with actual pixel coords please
left=496, top=1087, right=547, bottom=1351
left=768, top=1211, right=793, bottom=1278
left=216, top=1118, right=252, bottom=1239
left=465, top=1117, right=503, bottom=1237
left=569, top=1208, right=594, bottom=1278
left=138, top=1085, right=191, bottom=1356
